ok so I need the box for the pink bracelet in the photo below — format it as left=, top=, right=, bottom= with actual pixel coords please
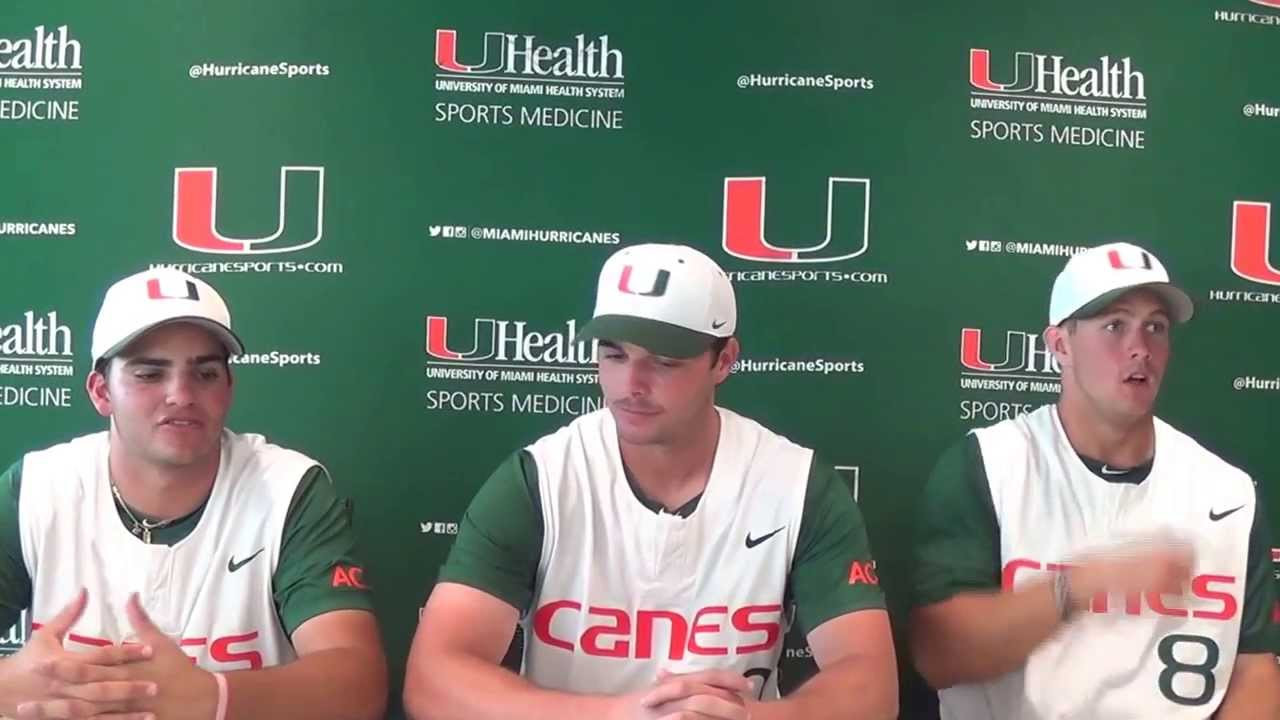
left=213, top=672, right=229, bottom=720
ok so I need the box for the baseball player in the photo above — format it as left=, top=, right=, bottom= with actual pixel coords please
left=405, top=244, right=898, bottom=720
left=0, top=268, right=387, bottom=720
left=910, top=242, right=1280, bottom=718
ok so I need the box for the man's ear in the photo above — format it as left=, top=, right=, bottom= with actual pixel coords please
left=85, top=368, right=112, bottom=418
left=712, top=338, right=739, bottom=385
left=1044, top=324, right=1072, bottom=370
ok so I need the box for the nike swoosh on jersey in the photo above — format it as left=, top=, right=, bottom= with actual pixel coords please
left=1209, top=505, right=1245, bottom=522
left=745, top=526, right=785, bottom=549
left=228, top=547, right=266, bottom=572
left=1100, top=465, right=1129, bottom=475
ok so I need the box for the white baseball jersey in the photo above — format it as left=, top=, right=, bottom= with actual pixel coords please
left=940, top=405, right=1255, bottom=719
left=521, top=407, right=812, bottom=697
left=19, top=430, right=315, bottom=670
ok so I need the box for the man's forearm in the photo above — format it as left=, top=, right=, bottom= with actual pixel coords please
left=747, top=655, right=897, bottom=720
left=224, top=645, right=387, bottom=720
left=1216, top=653, right=1280, bottom=719
left=403, top=649, right=614, bottom=720
left=912, top=579, right=1060, bottom=689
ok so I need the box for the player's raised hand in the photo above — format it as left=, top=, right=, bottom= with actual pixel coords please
left=0, top=589, right=157, bottom=720
left=1067, top=535, right=1196, bottom=611
left=607, top=668, right=752, bottom=720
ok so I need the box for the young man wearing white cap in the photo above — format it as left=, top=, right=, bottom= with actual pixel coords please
left=910, top=242, right=1280, bottom=718
left=0, top=268, right=387, bottom=720
left=405, top=244, right=898, bottom=720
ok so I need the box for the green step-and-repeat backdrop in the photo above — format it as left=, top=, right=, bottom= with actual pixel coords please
left=2, top=2, right=1278, bottom=717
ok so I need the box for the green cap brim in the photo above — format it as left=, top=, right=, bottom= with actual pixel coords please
left=577, top=315, right=717, bottom=359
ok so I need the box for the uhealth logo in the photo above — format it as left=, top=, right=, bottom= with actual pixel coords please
left=425, top=316, right=594, bottom=365
left=1232, top=201, right=1280, bottom=286
left=722, top=177, right=870, bottom=262
left=172, top=166, right=324, bottom=254
left=960, top=328, right=1059, bottom=375
left=968, top=48, right=1146, bottom=102
left=434, top=29, right=624, bottom=79
left=0, top=26, right=81, bottom=71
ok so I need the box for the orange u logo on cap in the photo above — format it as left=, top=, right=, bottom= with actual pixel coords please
left=617, top=266, right=670, bottom=297
left=145, top=278, right=199, bottom=301
left=1107, top=249, right=1152, bottom=270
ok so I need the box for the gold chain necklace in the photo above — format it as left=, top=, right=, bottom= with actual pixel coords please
left=110, top=481, right=181, bottom=544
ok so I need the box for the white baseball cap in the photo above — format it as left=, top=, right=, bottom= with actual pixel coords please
left=1048, top=242, right=1194, bottom=326
left=91, top=268, right=244, bottom=367
left=577, top=244, right=736, bottom=358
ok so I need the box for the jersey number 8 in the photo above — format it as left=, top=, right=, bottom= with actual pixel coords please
left=1157, top=634, right=1219, bottom=707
